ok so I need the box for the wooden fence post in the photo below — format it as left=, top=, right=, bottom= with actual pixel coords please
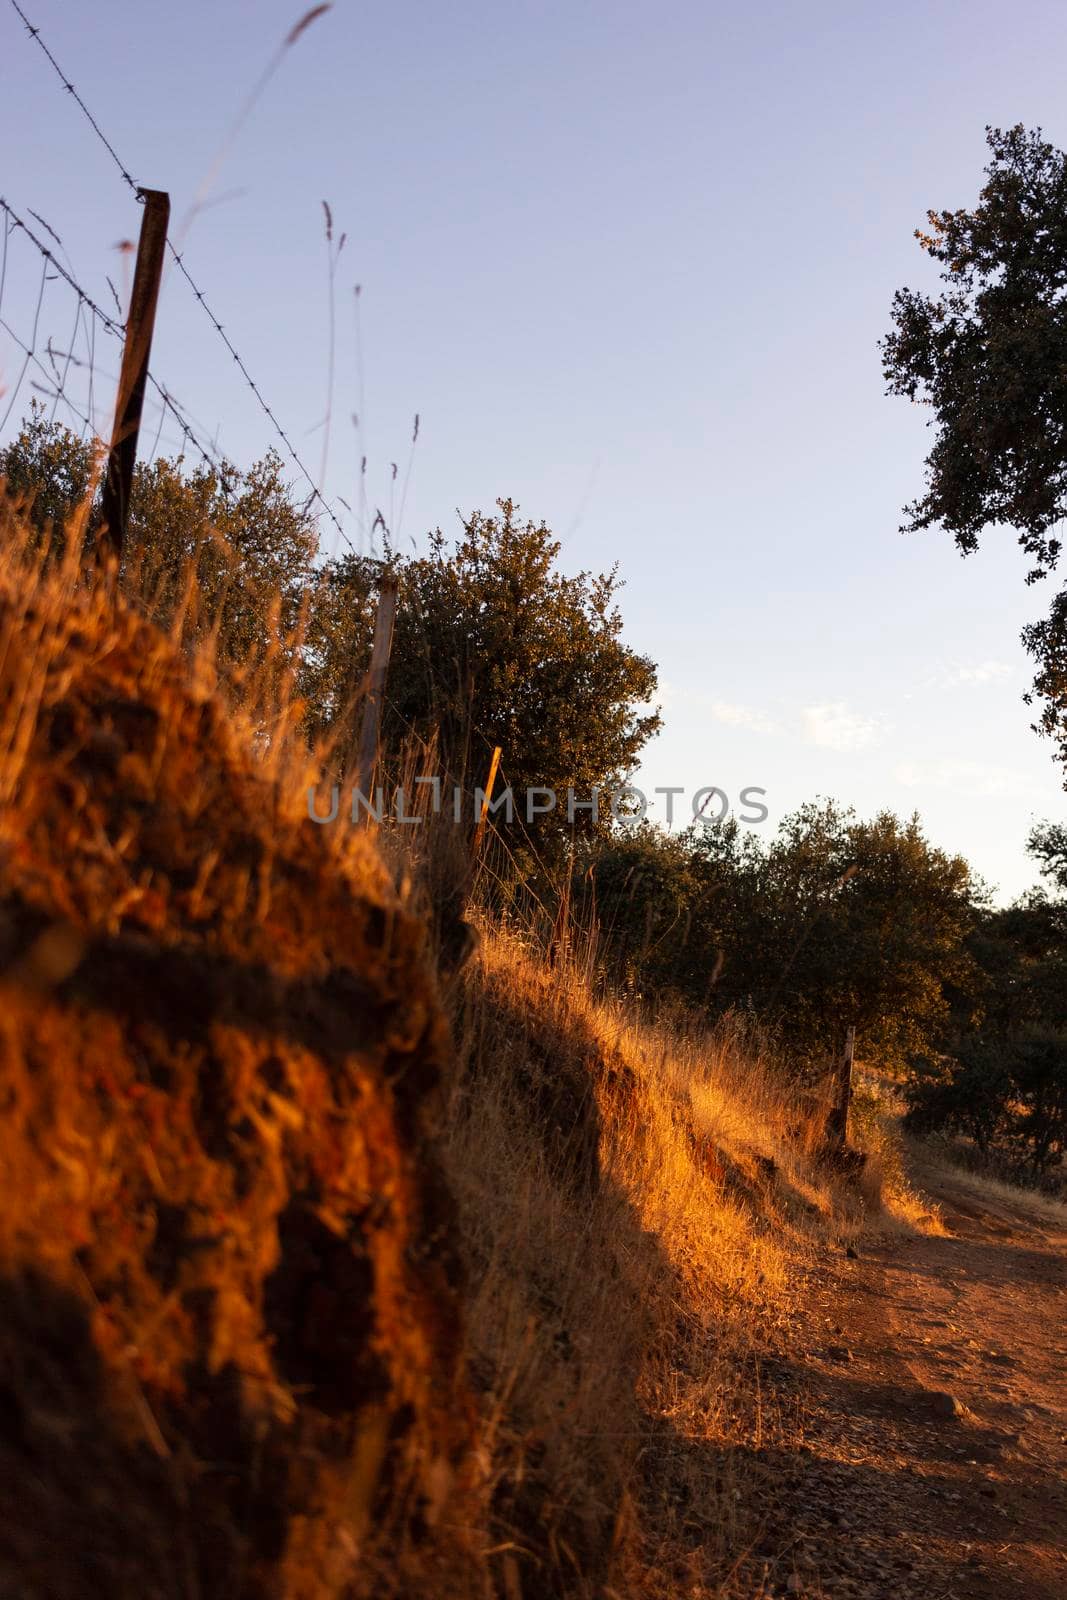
left=99, top=188, right=170, bottom=559
left=826, top=1024, right=857, bottom=1150
left=355, top=571, right=399, bottom=802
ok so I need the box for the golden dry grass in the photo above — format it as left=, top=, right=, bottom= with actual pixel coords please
left=0, top=496, right=474, bottom=1599
left=0, top=490, right=919, bottom=1598
left=906, top=1141, right=1067, bottom=1230
left=441, top=928, right=904, bottom=1596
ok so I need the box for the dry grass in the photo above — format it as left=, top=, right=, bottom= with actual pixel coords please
left=0, top=490, right=920, bottom=1597
left=441, top=928, right=903, bottom=1596
left=907, top=1140, right=1067, bottom=1230
left=848, top=1073, right=946, bottom=1234
left=0, top=495, right=474, bottom=1599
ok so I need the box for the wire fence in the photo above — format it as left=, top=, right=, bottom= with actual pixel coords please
left=0, top=194, right=225, bottom=475
left=2, top=0, right=370, bottom=559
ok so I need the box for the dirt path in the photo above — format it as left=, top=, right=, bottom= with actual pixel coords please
left=750, top=1160, right=1067, bottom=1599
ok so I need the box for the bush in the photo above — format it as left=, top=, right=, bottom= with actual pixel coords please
left=904, top=1029, right=1067, bottom=1175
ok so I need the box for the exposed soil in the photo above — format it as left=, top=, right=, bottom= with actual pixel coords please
left=752, top=1160, right=1067, bottom=1599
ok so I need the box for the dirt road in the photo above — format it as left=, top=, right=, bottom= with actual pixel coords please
left=752, top=1160, right=1067, bottom=1599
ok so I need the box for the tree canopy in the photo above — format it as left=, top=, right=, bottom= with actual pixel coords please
left=3, top=419, right=661, bottom=844
left=583, top=801, right=978, bottom=1075
left=904, top=824, right=1067, bottom=1174
left=0, top=405, right=317, bottom=667
left=882, top=124, right=1067, bottom=776
left=303, top=499, right=662, bottom=834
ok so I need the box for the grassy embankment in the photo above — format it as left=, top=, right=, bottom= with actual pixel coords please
left=0, top=493, right=923, bottom=1598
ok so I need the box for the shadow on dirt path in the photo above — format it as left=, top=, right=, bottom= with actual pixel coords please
left=750, top=1158, right=1067, bottom=1599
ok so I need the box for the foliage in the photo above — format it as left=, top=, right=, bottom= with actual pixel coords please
left=903, top=1044, right=1017, bottom=1153
left=753, top=804, right=977, bottom=1072
left=1022, top=588, right=1067, bottom=766
left=905, top=1028, right=1067, bottom=1174
left=882, top=125, right=1067, bottom=776
left=3, top=422, right=660, bottom=852
left=904, top=828, right=1067, bottom=1173
left=575, top=820, right=758, bottom=1001
left=0, top=406, right=318, bottom=668
left=127, top=450, right=317, bottom=664
left=303, top=499, right=662, bottom=837
left=882, top=125, right=1067, bottom=570
left=1026, top=817, right=1067, bottom=895
left=584, top=802, right=978, bottom=1076
left=0, top=402, right=96, bottom=534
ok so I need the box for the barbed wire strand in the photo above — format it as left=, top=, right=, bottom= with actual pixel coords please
left=8, top=0, right=139, bottom=194
left=1, top=196, right=123, bottom=339
left=1, top=196, right=225, bottom=472
left=7, top=0, right=358, bottom=556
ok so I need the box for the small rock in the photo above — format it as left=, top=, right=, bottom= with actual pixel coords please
left=928, top=1390, right=963, bottom=1418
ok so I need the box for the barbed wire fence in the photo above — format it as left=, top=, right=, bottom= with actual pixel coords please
left=1, top=0, right=382, bottom=562
left=0, top=195, right=224, bottom=476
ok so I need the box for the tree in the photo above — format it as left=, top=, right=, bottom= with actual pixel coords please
left=126, top=451, right=317, bottom=665
left=882, top=125, right=1067, bottom=776
left=0, top=402, right=95, bottom=536
left=3, top=423, right=659, bottom=823
left=1, top=407, right=318, bottom=669
left=904, top=826, right=1067, bottom=1175
left=302, top=499, right=661, bottom=839
left=574, top=820, right=759, bottom=1002
left=1023, top=589, right=1067, bottom=762
left=734, top=803, right=978, bottom=1073
left=583, top=802, right=978, bottom=1075
left=1027, top=818, right=1067, bottom=896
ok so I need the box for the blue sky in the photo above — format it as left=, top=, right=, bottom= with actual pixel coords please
left=2, top=0, right=1066, bottom=899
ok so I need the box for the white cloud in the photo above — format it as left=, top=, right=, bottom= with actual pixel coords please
left=658, top=684, right=782, bottom=734
left=707, top=699, right=781, bottom=736
left=893, top=759, right=1031, bottom=798
left=945, top=660, right=1013, bottom=687
left=802, top=702, right=884, bottom=752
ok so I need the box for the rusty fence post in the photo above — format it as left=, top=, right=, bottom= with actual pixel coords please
left=355, top=571, right=399, bottom=803
left=99, top=188, right=170, bottom=559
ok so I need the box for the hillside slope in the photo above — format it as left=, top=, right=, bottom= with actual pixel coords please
left=0, top=497, right=912, bottom=1599
left=0, top=505, right=473, bottom=1599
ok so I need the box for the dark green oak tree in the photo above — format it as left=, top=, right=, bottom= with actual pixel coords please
left=882, top=125, right=1067, bottom=778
